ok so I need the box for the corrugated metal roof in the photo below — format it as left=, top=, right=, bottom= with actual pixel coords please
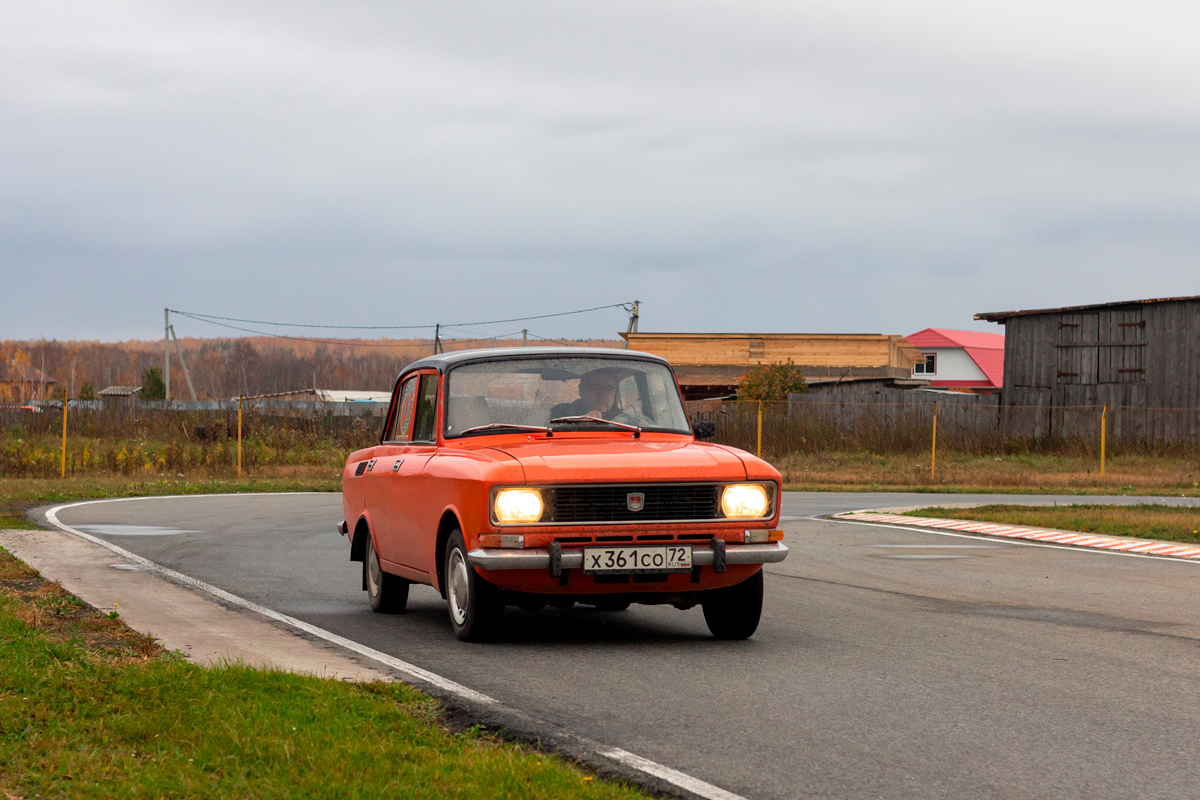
left=907, top=328, right=1004, bottom=350
left=974, top=295, right=1200, bottom=322
left=962, top=346, right=1005, bottom=388
left=98, top=386, right=142, bottom=397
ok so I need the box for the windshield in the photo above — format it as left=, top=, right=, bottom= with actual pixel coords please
left=444, top=356, right=691, bottom=438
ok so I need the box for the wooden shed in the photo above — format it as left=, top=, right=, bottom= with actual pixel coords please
left=620, top=332, right=923, bottom=400
left=975, top=295, right=1200, bottom=440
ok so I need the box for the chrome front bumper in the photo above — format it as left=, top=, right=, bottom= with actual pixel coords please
left=467, top=542, right=788, bottom=571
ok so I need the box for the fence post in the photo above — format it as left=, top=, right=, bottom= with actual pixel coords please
left=930, top=401, right=937, bottom=481
left=60, top=391, right=68, bottom=479
left=237, top=396, right=243, bottom=477
left=757, top=400, right=763, bottom=458
left=1100, top=404, right=1107, bottom=476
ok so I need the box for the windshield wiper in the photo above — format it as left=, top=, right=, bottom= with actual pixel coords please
left=458, top=423, right=552, bottom=438
left=549, top=415, right=641, bottom=438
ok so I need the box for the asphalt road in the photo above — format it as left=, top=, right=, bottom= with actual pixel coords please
left=50, top=492, right=1200, bottom=800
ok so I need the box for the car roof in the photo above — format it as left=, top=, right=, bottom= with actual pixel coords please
left=398, top=346, right=671, bottom=381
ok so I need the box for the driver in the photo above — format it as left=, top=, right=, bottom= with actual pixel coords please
left=551, top=368, right=622, bottom=420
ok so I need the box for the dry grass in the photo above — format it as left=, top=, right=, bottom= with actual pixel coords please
left=776, top=451, right=1200, bottom=495
left=904, top=503, right=1200, bottom=545
left=0, top=547, right=165, bottom=664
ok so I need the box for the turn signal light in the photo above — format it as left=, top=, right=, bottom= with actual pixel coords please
left=478, top=534, right=525, bottom=549
left=744, top=529, right=785, bottom=543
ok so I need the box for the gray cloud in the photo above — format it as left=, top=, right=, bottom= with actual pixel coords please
left=2, top=0, right=1198, bottom=342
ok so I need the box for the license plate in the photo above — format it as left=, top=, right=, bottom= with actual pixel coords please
left=582, top=545, right=693, bottom=574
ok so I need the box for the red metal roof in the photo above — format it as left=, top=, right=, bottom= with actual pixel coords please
left=906, top=328, right=1005, bottom=388
left=962, top=346, right=1004, bottom=388
left=906, top=328, right=1005, bottom=350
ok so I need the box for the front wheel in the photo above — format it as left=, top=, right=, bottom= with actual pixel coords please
left=701, top=569, right=763, bottom=640
left=445, top=530, right=505, bottom=642
left=365, top=534, right=409, bottom=613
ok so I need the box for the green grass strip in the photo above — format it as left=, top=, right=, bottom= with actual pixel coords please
left=904, top=503, right=1200, bottom=545
left=0, top=550, right=646, bottom=799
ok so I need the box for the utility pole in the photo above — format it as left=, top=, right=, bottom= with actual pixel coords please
left=433, top=324, right=441, bottom=355
left=164, top=308, right=171, bottom=406
left=522, top=329, right=528, bottom=347
left=169, top=325, right=198, bottom=401
left=624, top=300, right=640, bottom=348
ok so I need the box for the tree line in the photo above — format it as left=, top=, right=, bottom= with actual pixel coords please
left=0, top=336, right=619, bottom=401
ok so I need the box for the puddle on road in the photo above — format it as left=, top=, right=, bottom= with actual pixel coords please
left=867, top=544, right=1002, bottom=549
left=77, top=525, right=197, bottom=537
left=879, top=554, right=976, bottom=560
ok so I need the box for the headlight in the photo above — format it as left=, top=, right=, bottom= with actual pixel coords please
left=493, top=488, right=543, bottom=523
left=721, top=484, right=770, bottom=518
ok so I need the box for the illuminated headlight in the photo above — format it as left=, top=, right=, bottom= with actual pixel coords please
left=493, top=488, right=544, bottom=524
left=721, top=484, right=770, bottom=519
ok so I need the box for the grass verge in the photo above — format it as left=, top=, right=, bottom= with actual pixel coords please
left=0, top=546, right=646, bottom=799
left=903, top=503, right=1200, bottom=545
left=776, top=451, right=1200, bottom=495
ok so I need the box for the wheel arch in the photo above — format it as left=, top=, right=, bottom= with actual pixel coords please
left=350, top=515, right=372, bottom=563
left=434, top=508, right=465, bottom=598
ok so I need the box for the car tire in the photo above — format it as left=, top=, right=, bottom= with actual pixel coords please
left=445, top=530, right=505, bottom=642
left=365, top=534, right=409, bottom=613
left=701, top=569, right=763, bottom=640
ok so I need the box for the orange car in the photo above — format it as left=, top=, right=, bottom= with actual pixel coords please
left=338, top=347, right=787, bottom=642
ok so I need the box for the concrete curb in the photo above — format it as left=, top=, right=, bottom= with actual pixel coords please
left=0, top=527, right=394, bottom=681
left=831, top=511, right=1200, bottom=561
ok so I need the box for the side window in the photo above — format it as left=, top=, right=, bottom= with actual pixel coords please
left=387, top=377, right=418, bottom=442
left=411, top=374, right=439, bottom=443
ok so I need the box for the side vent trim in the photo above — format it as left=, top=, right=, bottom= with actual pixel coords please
left=354, top=461, right=368, bottom=477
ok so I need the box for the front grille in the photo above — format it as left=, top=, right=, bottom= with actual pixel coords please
left=548, top=484, right=720, bottom=523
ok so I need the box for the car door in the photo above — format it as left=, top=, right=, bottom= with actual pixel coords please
left=367, top=374, right=418, bottom=567
left=385, top=371, right=440, bottom=571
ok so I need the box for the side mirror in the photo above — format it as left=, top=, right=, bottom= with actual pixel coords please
left=692, top=420, right=716, bottom=440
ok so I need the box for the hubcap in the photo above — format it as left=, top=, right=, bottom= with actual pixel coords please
left=368, top=541, right=382, bottom=597
left=448, top=548, right=470, bottom=626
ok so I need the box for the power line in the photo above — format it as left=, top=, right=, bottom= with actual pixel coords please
left=168, top=302, right=633, bottom=331
left=524, top=331, right=581, bottom=347
left=168, top=314, right=529, bottom=349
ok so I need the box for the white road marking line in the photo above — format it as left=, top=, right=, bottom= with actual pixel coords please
left=45, top=502, right=496, bottom=705
left=599, top=747, right=750, bottom=800
left=43, top=496, right=752, bottom=800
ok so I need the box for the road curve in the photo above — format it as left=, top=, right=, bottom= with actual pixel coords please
left=47, top=492, right=1200, bottom=800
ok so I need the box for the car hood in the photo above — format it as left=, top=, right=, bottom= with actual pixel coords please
left=488, top=438, right=748, bottom=484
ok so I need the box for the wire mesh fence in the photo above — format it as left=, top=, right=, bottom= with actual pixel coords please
left=689, top=400, right=1200, bottom=459
left=0, top=405, right=382, bottom=477
left=2, top=399, right=1198, bottom=487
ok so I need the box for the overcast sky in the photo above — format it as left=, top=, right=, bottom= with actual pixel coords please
left=2, top=1, right=1198, bottom=343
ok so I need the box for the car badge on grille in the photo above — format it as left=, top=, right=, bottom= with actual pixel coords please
left=626, top=492, right=645, bottom=512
